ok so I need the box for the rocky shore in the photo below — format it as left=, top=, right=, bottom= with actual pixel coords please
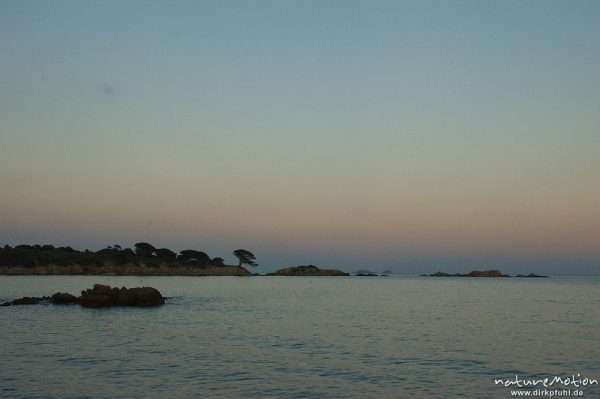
left=1, top=284, right=165, bottom=307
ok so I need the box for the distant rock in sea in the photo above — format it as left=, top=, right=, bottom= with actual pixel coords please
left=515, top=273, right=548, bottom=278
left=466, top=269, right=507, bottom=277
left=1, top=284, right=165, bottom=307
left=427, top=269, right=509, bottom=277
left=381, top=270, right=392, bottom=275
left=428, top=271, right=463, bottom=277
left=267, top=265, right=349, bottom=276
left=355, top=269, right=378, bottom=276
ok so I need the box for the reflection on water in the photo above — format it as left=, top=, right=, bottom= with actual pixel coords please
left=1, top=276, right=599, bottom=398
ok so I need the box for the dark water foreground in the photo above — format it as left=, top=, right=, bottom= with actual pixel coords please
left=1, top=276, right=599, bottom=398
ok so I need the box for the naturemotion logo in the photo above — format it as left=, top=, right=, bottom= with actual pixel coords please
left=494, top=374, right=598, bottom=397
left=494, top=374, right=598, bottom=389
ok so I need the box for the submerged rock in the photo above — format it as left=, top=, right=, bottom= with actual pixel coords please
left=1, top=296, right=49, bottom=306
left=80, top=284, right=165, bottom=307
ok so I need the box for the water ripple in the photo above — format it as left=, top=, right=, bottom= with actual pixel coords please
left=1, top=276, right=599, bottom=398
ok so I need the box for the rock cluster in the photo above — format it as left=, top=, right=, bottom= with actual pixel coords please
left=355, top=269, right=378, bottom=276
left=1, top=284, right=165, bottom=307
left=80, top=284, right=164, bottom=307
left=427, top=269, right=550, bottom=278
left=428, top=269, right=509, bottom=277
left=466, top=269, right=504, bottom=277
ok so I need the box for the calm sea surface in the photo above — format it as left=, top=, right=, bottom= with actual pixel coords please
left=1, top=276, right=599, bottom=398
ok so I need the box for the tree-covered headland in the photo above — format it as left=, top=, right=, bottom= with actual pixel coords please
left=0, top=243, right=254, bottom=274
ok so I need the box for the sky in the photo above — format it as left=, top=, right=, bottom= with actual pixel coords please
left=1, top=0, right=599, bottom=275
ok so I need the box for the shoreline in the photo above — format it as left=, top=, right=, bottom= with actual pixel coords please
left=0, top=264, right=253, bottom=277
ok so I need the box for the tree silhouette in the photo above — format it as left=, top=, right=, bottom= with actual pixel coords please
left=134, top=242, right=156, bottom=257
left=177, top=250, right=210, bottom=265
left=155, top=248, right=176, bottom=262
left=0, top=242, right=241, bottom=270
left=233, top=249, right=258, bottom=267
left=212, top=257, right=224, bottom=266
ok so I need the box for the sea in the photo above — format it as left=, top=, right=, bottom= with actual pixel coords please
left=1, top=275, right=599, bottom=398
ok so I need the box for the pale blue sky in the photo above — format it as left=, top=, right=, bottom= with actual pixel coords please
left=1, top=1, right=599, bottom=274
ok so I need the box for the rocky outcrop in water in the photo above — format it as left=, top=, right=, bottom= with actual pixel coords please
left=267, top=265, right=349, bottom=276
left=428, top=272, right=463, bottom=277
left=80, top=284, right=164, bottom=307
left=51, top=292, right=79, bottom=304
left=427, top=269, right=509, bottom=277
left=1, top=284, right=165, bottom=307
left=515, top=273, right=548, bottom=278
left=466, top=269, right=505, bottom=277
left=355, top=269, right=378, bottom=276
